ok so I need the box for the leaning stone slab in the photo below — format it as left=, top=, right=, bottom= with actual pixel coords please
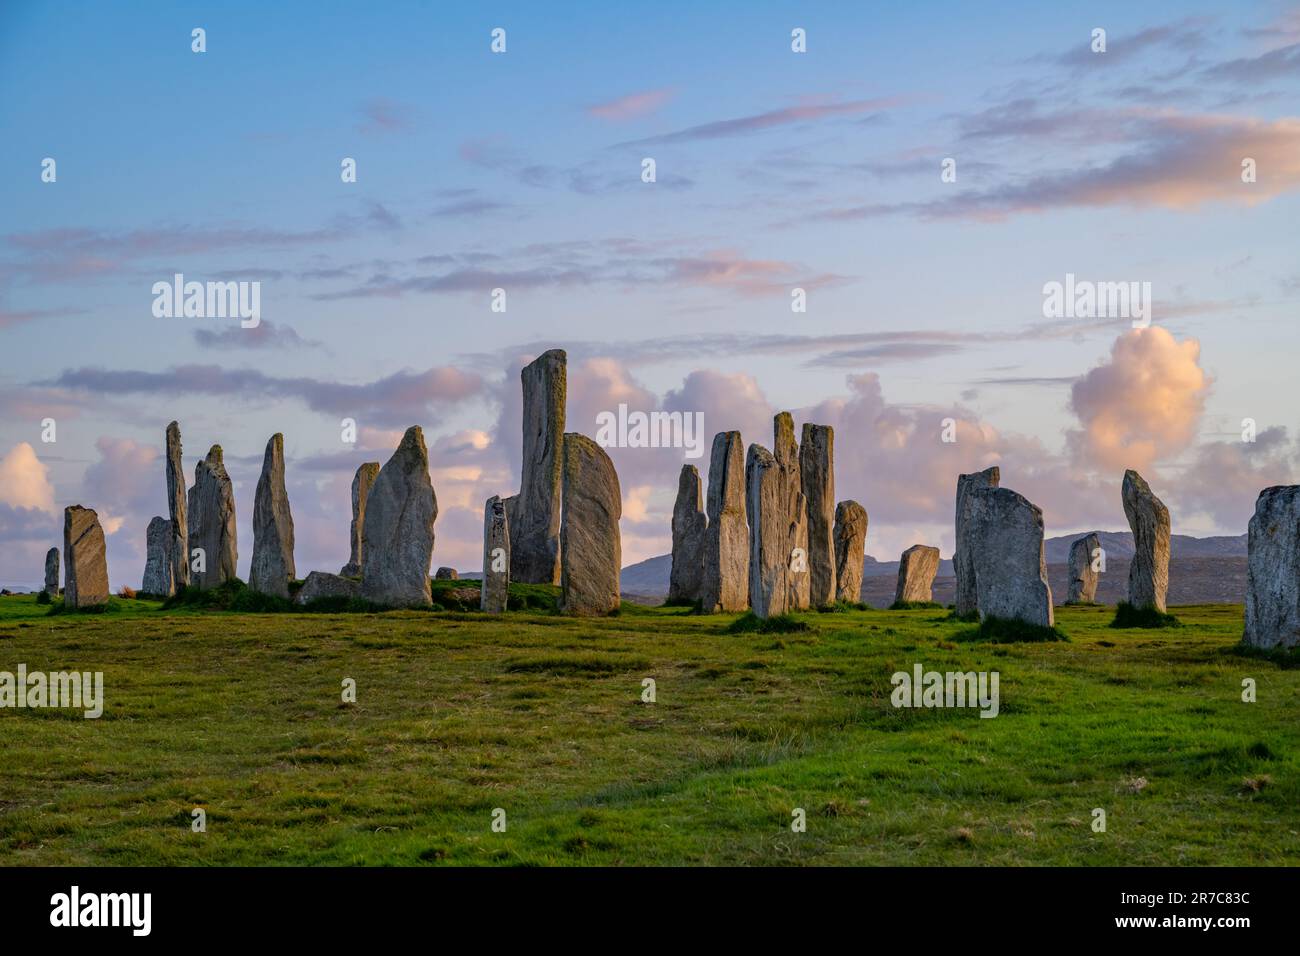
left=1243, top=485, right=1300, bottom=650
left=965, top=486, right=1053, bottom=626
left=894, top=544, right=940, bottom=604
left=1122, top=469, right=1170, bottom=612
left=295, top=571, right=361, bottom=605
left=513, top=349, right=566, bottom=585
left=142, top=516, right=172, bottom=595
left=559, top=433, right=621, bottom=615
left=64, top=505, right=109, bottom=608
left=669, top=464, right=707, bottom=604
left=481, top=495, right=510, bottom=613
left=43, top=546, right=59, bottom=596
left=1067, top=533, right=1101, bottom=604
left=361, top=426, right=437, bottom=607
left=774, top=413, right=809, bottom=610
left=800, top=423, right=836, bottom=607
left=187, top=445, right=238, bottom=589
left=746, top=443, right=788, bottom=618
left=340, top=462, right=379, bottom=577
left=249, top=433, right=296, bottom=598
left=165, top=421, right=188, bottom=592
left=833, top=500, right=868, bottom=603
left=701, top=431, right=748, bottom=613
left=954, top=466, right=1000, bottom=616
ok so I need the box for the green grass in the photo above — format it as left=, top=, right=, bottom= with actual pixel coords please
left=0, top=594, right=1296, bottom=866
left=889, top=600, right=944, bottom=611
left=1111, top=601, right=1181, bottom=629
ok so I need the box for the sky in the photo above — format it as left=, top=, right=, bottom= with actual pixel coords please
left=1, top=0, right=1298, bottom=588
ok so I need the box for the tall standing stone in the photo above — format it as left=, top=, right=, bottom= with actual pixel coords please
left=1244, top=485, right=1300, bottom=650
left=954, top=466, right=1000, bottom=616
left=165, top=421, right=188, bottom=592
left=187, top=445, right=238, bottom=589
left=669, top=464, right=707, bottom=604
left=800, top=423, right=836, bottom=607
left=43, top=546, right=59, bottom=596
left=833, top=500, right=868, bottom=603
left=142, top=516, right=172, bottom=595
left=894, top=544, right=940, bottom=604
left=701, top=431, right=748, bottom=613
left=774, top=413, right=809, bottom=610
left=559, top=433, right=621, bottom=615
left=746, top=444, right=788, bottom=618
left=340, top=462, right=379, bottom=577
left=965, top=486, right=1053, bottom=626
left=361, top=426, right=437, bottom=607
left=512, top=349, right=566, bottom=585
left=1067, top=533, right=1101, bottom=604
left=63, top=505, right=108, bottom=608
left=481, top=495, right=510, bottom=614
left=249, top=433, right=296, bottom=598
left=1122, top=470, right=1170, bottom=613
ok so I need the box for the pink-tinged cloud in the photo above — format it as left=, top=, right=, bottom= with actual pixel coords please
left=614, top=96, right=906, bottom=147
left=587, top=88, right=674, bottom=121
left=0, top=442, right=55, bottom=512
left=1068, top=328, right=1210, bottom=474
left=1174, top=426, right=1299, bottom=530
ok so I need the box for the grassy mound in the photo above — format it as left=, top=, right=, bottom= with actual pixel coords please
left=726, top=612, right=812, bottom=634
left=1110, top=601, right=1180, bottom=629
left=969, top=614, right=1067, bottom=643
left=816, top=600, right=870, bottom=613
left=889, top=600, right=943, bottom=611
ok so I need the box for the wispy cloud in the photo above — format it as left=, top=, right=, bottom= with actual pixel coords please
left=611, top=96, right=907, bottom=147
left=587, top=88, right=674, bottom=121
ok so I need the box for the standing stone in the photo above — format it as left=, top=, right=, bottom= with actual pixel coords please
left=43, top=546, right=59, bottom=596
left=340, top=462, right=379, bottom=577
left=1067, top=533, right=1101, bottom=604
left=559, top=433, right=621, bottom=615
left=954, top=466, right=1000, bottom=616
left=1244, top=485, right=1300, bottom=650
left=165, top=421, right=188, bottom=592
left=63, top=505, right=109, bottom=608
left=434, top=566, right=459, bottom=580
left=746, top=444, right=788, bottom=618
left=512, top=349, right=566, bottom=585
left=187, top=445, right=238, bottom=589
left=894, top=545, right=940, bottom=604
left=1122, top=469, right=1170, bottom=613
left=833, top=500, right=868, bottom=603
left=668, top=464, right=707, bottom=604
left=701, top=431, right=748, bottom=613
left=142, top=517, right=172, bottom=595
left=800, top=424, right=836, bottom=607
left=481, top=495, right=510, bottom=613
left=249, top=433, right=296, bottom=598
left=361, top=426, right=437, bottom=607
left=774, top=413, right=810, bottom=610
left=965, top=486, right=1053, bottom=626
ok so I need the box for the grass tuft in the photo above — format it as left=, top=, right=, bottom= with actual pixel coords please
left=726, top=612, right=812, bottom=634
left=889, top=600, right=943, bottom=611
left=1110, top=601, right=1180, bottom=629
left=969, top=615, right=1067, bottom=643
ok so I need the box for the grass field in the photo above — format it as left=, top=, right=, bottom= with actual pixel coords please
left=1, top=590, right=1297, bottom=866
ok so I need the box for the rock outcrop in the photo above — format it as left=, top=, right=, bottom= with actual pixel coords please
left=340, top=462, right=379, bottom=577
left=142, top=516, right=172, bottom=595
left=1067, top=532, right=1101, bottom=604
left=965, top=486, right=1053, bottom=626
left=1244, top=485, right=1300, bottom=650
left=701, top=431, right=748, bottom=613
left=481, top=495, right=510, bottom=613
left=954, top=466, right=1000, bottom=616
left=746, top=444, right=787, bottom=618
left=360, top=426, right=437, bottom=607
left=249, top=433, right=295, bottom=598
left=43, top=546, right=59, bottom=596
left=559, top=433, right=621, bottom=615
left=187, top=445, right=238, bottom=589
left=295, top=571, right=360, bottom=605
left=511, top=349, right=566, bottom=585
left=833, top=500, right=868, bottom=603
left=64, top=505, right=109, bottom=608
left=165, top=421, right=188, bottom=592
left=894, top=544, right=940, bottom=604
left=1122, top=469, right=1170, bottom=612
left=668, top=464, right=707, bottom=604
left=800, top=423, right=836, bottom=607
left=434, top=566, right=458, bottom=580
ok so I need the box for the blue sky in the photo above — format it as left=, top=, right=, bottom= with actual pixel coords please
left=1, top=1, right=1298, bottom=587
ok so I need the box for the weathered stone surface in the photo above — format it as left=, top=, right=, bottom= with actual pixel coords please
left=701, top=431, right=748, bottom=613
left=965, top=486, right=1053, bottom=626
left=954, top=466, right=1000, bottom=616
left=559, top=433, right=621, bottom=615
left=774, top=413, right=809, bottom=610
left=894, top=544, right=940, bottom=604
left=1244, top=485, right=1300, bottom=649
left=165, top=421, right=188, bottom=592
left=512, top=349, right=566, bottom=585
left=43, top=547, right=59, bottom=596
left=187, top=445, right=238, bottom=589
left=434, top=566, right=458, bottom=580
left=361, top=426, right=437, bottom=607
left=1123, top=469, right=1170, bottom=612
left=481, top=495, right=510, bottom=613
left=669, top=464, right=707, bottom=603
left=340, top=462, right=379, bottom=577
left=800, top=423, right=836, bottom=607
left=295, top=570, right=360, bottom=605
left=833, top=500, right=868, bottom=603
left=746, top=443, right=788, bottom=618
left=142, top=516, right=172, bottom=595
left=64, top=505, right=109, bottom=608
left=1067, top=532, right=1101, bottom=604
left=249, top=433, right=295, bottom=598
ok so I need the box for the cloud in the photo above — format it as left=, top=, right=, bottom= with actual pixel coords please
left=193, top=319, right=322, bottom=351
left=1055, top=20, right=1208, bottom=69
left=612, top=96, right=906, bottom=147
left=587, top=88, right=674, bottom=121
left=1068, top=327, right=1210, bottom=474
left=1202, top=42, right=1300, bottom=83
left=1174, top=426, right=1299, bottom=529
left=0, top=442, right=55, bottom=512
left=358, top=97, right=412, bottom=134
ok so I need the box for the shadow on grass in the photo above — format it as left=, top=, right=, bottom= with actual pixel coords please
left=954, top=615, right=1068, bottom=644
